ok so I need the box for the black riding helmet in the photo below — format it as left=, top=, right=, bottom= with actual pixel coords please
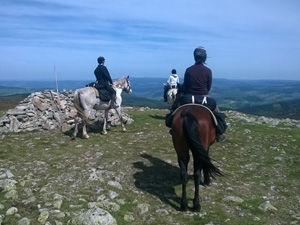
left=193, top=46, right=207, bottom=63
left=97, top=56, right=105, bottom=64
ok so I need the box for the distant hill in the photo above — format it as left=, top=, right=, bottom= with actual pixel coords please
left=0, top=94, right=29, bottom=111
left=122, top=94, right=167, bottom=109
left=0, top=85, right=35, bottom=96
left=1, top=78, right=300, bottom=119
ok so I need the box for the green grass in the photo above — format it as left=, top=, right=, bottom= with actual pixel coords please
left=0, top=108, right=299, bottom=224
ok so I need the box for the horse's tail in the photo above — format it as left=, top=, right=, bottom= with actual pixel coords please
left=73, top=90, right=93, bottom=124
left=181, top=111, right=223, bottom=185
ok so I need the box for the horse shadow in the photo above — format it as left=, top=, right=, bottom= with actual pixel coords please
left=133, top=153, right=182, bottom=210
left=149, top=114, right=166, bottom=120
left=63, top=120, right=106, bottom=138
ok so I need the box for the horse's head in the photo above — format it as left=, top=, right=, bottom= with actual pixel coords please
left=113, top=76, right=132, bottom=94
left=124, top=76, right=132, bottom=94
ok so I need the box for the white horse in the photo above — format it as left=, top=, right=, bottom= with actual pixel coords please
left=72, top=76, right=132, bottom=138
left=167, top=88, right=178, bottom=110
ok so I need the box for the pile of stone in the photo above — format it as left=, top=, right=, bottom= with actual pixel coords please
left=0, top=90, right=133, bottom=134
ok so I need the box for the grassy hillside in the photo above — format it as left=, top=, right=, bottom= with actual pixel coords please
left=0, top=108, right=299, bottom=224
left=238, top=98, right=300, bottom=119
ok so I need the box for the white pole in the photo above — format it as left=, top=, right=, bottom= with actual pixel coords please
left=54, top=66, right=58, bottom=93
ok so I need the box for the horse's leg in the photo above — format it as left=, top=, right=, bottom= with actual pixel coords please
left=72, top=116, right=79, bottom=139
left=178, top=154, right=189, bottom=211
left=82, top=120, right=89, bottom=139
left=193, top=159, right=201, bottom=212
left=101, top=110, right=108, bottom=135
left=81, top=109, right=91, bottom=138
left=116, top=107, right=126, bottom=132
left=202, top=147, right=211, bottom=186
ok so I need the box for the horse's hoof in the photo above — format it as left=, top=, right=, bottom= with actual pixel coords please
left=193, top=205, right=201, bottom=212
left=180, top=205, right=188, bottom=211
left=101, top=131, right=107, bottom=135
left=122, top=128, right=126, bottom=132
left=82, top=134, right=90, bottom=139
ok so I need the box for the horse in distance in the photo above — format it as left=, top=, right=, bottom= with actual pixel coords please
left=166, top=88, right=178, bottom=111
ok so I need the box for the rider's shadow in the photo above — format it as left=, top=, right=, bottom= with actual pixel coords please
left=133, top=153, right=182, bottom=210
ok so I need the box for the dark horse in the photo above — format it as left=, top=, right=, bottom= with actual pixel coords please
left=171, top=104, right=223, bottom=211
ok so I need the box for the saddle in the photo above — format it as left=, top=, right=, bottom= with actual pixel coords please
left=166, top=103, right=227, bottom=135
left=86, top=82, right=111, bottom=102
left=172, top=104, right=218, bottom=126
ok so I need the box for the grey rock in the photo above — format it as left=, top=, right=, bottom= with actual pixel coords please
left=124, top=213, right=135, bottom=222
left=223, top=195, right=244, bottom=203
left=0, top=214, right=4, bottom=225
left=17, top=217, right=31, bottom=225
left=0, top=178, right=17, bottom=191
left=107, top=181, right=123, bottom=190
left=137, top=203, right=150, bottom=214
left=258, top=201, right=277, bottom=212
left=4, top=190, right=18, bottom=200
left=38, top=209, right=49, bottom=224
left=71, top=207, right=117, bottom=225
left=108, top=190, right=119, bottom=199
left=22, top=196, right=36, bottom=204
left=6, top=207, right=18, bottom=215
left=98, top=200, right=120, bottom=212
left=0, top=168, right=14, bottom=179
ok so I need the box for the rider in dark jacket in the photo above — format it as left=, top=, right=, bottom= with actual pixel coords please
left=182, top=47, right=226, bottom=141
left=166, top=47, right=226, bottom=142
left=94, top=56, right=117, bottom=107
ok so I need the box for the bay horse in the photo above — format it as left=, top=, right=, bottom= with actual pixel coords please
left=72, top=76, right=132, bottom=138
left=171, top=104, right=223, bottom=211
left=166, top=88, right=178, bottom=111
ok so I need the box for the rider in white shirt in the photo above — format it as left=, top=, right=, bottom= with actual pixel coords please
left=164, top=69, right=179, bottom=102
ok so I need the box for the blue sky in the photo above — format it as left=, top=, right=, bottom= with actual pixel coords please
left=1, top=0, right=299, bottom=81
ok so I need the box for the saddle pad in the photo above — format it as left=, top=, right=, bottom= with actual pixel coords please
left=92, top=87, right=100, bottom=98
left=172, top=104, right=218, bottom=126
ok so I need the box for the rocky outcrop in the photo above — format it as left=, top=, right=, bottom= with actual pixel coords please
left=226, top=110, right=300, bottom=128
left=0, top=90, right=133, bottom=134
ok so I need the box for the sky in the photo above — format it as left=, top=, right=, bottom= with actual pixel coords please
left=0, top=0, right=300, bottom=81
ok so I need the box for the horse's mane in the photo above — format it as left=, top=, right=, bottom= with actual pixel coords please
left=113, top=76, right=127, bottom=87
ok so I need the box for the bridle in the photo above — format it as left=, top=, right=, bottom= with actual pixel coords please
left=123, top=77, right=132, bottom=94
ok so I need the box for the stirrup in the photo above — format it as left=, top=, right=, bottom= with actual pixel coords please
left=216, top=134, right=226, bottom=142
